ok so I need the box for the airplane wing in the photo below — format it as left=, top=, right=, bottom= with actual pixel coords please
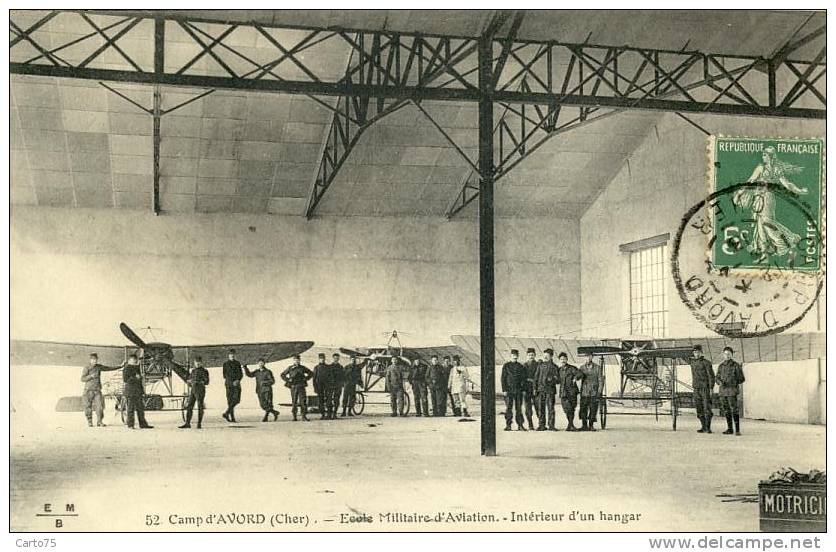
left=452, top=332, right=825, bottom=365
left=171, top=341, right=314, bottom=368
left=10, top=340, right=129, bottom=367
left=400, top=345, right=480, bottom=366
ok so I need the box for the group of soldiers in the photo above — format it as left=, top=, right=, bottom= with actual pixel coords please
left=386, top=353, right=474, bottom=418
left=688, top=344, right=746, bottom=436
left=501, top=348, right=604, bottom=432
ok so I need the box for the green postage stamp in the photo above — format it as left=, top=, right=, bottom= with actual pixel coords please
left=708, top=136, right=824, bottom=273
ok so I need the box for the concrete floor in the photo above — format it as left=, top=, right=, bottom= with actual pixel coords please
left=10, top=403, right=825, bottom=532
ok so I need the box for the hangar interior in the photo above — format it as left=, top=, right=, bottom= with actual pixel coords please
left=8, top=9, right=826, bottom=532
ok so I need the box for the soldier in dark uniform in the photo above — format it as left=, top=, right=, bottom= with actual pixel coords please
left=244, top=358, right=279, bottom=422
left=534, top=348, right=559, bottom=431
left=327, top=353, right=345, bottom=420
left=716, top=346, right=745, bottom=436
left=222, top=349, right=243, bottom=423
left=441, top=355, right=454, bottom=416
left=578, top=352, right=604, bottom=431
left=385, top=358, right=406, bottom=417
left=180, top=356, right=209, bottom=429
left=80, top=352, right=125, bottom=427
left=427, top=354, right=445, bottom=416
left=409, top=358, right=430, bottom=417
left=280, top=354, right=313, bottom=421
left=501, top=349, right=526, bottom=431
left=122, top=353, right=153, bottom=429
left=557, top=352, right=582, bottom=431
left=312, top=352, right=329, bottom=419
left=341, top=355, right=362, bottom=417
left=689, top=345, right=716, bottom=434
left=522, top=348, right=539, bottom=430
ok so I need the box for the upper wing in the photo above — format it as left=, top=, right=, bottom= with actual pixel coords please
left=172, top=341, right=314, bottom=368
left=401, top=345, right=480, bottom=366
left=654, top=333, right=826, bottom=364
left=10, top=340, right=129, bottom=367
left=453, top=332, right=826, bottom=365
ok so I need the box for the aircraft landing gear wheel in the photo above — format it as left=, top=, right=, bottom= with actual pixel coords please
left=599, top=400, right=607, bottom=429
left=352, top=392, right=365, bottom=415
left=402, top=392, right=411, bottom=416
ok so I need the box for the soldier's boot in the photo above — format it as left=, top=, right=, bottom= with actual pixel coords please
left=96, top=412, right=106, bottom=427
left=229, top=409, right=237, bottom=423
left=463, top=408, right=470, bottom=417
left=302, top=414, right=310, bottom=421
left=341, top=407, right=347, bottom=417
left=179, top=410, right=193, bottom=429
left=262, top=412, right=269, bottom=422
left=272, top=410, right=279, bottom=421
left=222, top=410, right=230, bottom=422
left=348, top=408, right=355, bottom=417
left=589, top=421, right=597, bottom=432
left=86, top=417, right=94, bottom=428
left=292, top=409, right=298, bottom=421
left=196, top=409, right=204, bottom=429
left=723, top=414, right=734, bottom=435
left=504, top=422, right=512, bottom=431
left=705, top=416, right=713, bottom=434
left=580, top=420, right=589, bottom=431
left=526, top=415, right=535, bottom=431
left=733, top=414, right=741, bottom=436
left=697, top=416, right=706, bottom=433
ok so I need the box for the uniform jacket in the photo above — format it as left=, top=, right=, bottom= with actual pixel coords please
left=281, top=364, right=313, bottom=387
left=579, top=361, right=604, bottom=398
left=81, top=362, right=121, bottom=392
left=427, top=364, right=446, bottom=388
left=222, top=360, right=243, bottom=385
left=448, top=366, right=472, bottom=392
left=716, top=359, right=745, bottom=397
left=244, top=366, right=275, bottom=392
left=385, top=363, right=405, bottom=390
left=410, top=363, right=428, bottom=384
left=501, top=361, right=526, bottom=393
left=187, top=366, right=210, bottom=390
left=534, top=360, right=559, bottom=394
left=329, top=362, right=345, bottom=387
left=523, top=360, right=539, bottom=392
left=689, top=357, right=715, bottom=390
left=122, top=364, right=145, bottom=397
left=343, top=363, right=363, bottom=388
left=558, top=364, right=582, bottom=398
left=312, top=362, right=329, bottom=394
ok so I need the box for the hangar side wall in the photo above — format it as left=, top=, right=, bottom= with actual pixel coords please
left=11, top=207, right=581, bottom=348
left=579, top=113, right=825, bottom=424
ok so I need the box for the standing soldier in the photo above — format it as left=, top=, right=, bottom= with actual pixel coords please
left=427, top=354, right=445, bottom=416
left=80, top=352, right=125, bottom=427
left=341, top=355, right=362, bottom=417
left=280, top=354, right=313, bottom=421
left=180, top=356, right=209, bottom=429
left=534, top=348, right=559, bottom=431
left=244, top=358, right=279, bottom=422
left=327, top=353, right=345, bottom=420
left=689, top=345, right=716, bottom=434
left=716, top=346, right=745, bottom=436
left=409, top=358, right=430, bottom=417
left=557, top=352, right=582, bottom=431
left=522, top=348, right=539, bottom=430
left=441, top=355, right=453, bottom=416
left=448, top=355, right=474, bottom=418
left=222, top=349, right=243, bottom=423
left=122, top=353, right=153, bottom=429
left=385, top=358, right=406, bottom=417
left=501, top=349, right=526, bottom=431
left=312, top=352, right=329, bottom=419
left=578, top=352, right=604, bottom=431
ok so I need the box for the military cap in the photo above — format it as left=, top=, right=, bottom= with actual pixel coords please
left=292, top=354, right=301, bottom=360
left=194, top=355, right=203, bottom=361
left=332, top=352, right=340, bottom=357
left=510, top=349, right=519, bottom=355
left=723, top=346, right=734, bottom=354
left=442, top=355, right=451, bottom=360
left=544, top=348, right=554, bottom=355
left=89, top=352, right=98, bottom=358
left=258, top=357, right=266, bottom=363
left=557, top=352, right=568, bottom=359
left=452, top=355, right=461, bottom=362
left=228, top=348, right=236, bottom=354
left=526, top=348, right=536, bottom=354
left=693, top=344, right=703, bottom=352
left=318, top=352, right=326, bottom=359
left=431, top=353, right=438, bottom=359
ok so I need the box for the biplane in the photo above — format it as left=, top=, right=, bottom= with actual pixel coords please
left=451, top=331, right=825, bottom=430
left=11, top=322, right=313, bottom=423
left=336, top=330, right=479, bottom=415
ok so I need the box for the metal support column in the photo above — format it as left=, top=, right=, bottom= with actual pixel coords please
left=152, top=17, right=164, bottom=215
left=478, top=35, right=496, bottom=457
